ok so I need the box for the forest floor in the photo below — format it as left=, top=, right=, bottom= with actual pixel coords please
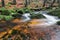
left=0, top=19, right=60, bottom=40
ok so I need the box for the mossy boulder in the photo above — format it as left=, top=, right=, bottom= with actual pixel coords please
left=57, top=21, right=60, bottom=25
left=48, top=9, right=60, bottom=18
left=30, top=13, right=45, bottom=19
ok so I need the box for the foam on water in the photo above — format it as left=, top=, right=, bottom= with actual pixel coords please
left=21, top=11, right=60, bottom=26
left=40, top=11, right=60, bottom=25
left=21, top=13, right=31, bottom=22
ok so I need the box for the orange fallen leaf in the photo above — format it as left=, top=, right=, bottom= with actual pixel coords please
left=0, top=32, right=7, bottom=38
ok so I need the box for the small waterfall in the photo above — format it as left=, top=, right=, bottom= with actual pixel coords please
left=21, top=13, right=31, bottom=22
left=34, top=11, right=60, bottom=26
left=40, top=11, right=60, bottom=25
left=21, top=11, right=60, bottom=26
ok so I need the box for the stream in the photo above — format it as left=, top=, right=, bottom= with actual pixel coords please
left=21, top=11, right=60, bottom=26
left=21, top=11, right=60, bottom=40
left=40, top=11, right=60, bottom=26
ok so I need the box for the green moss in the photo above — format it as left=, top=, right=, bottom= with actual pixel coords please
left=30, top=13, right=45, bottom=19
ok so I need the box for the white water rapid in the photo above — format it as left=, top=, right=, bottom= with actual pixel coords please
left=21, top=13, right=31, bottom=22
left=21, top=11, right=60, bottom=26
left=21, top=11, right=60, bottom=40
left=40, top=11, right=60, bottom=26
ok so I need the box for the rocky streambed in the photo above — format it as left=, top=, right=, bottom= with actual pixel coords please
left=0, top=10, right=60, bottom=40
left=28, top=19, right=60, bottom=40
left=0, top=19, right=60, bottom=40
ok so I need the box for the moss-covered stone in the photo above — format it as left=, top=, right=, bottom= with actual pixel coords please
left=30, top=13, right=45, bottom=19
left=48, top=8, right=60, bottom=18
left=57, top=21, right=60, bottom=25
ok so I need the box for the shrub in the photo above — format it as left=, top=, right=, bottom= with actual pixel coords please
left=0, top=7, right=17, bottom=21
left=4, top=16, right=14, bottom=21
left=0, top=15, right=4, bottom=20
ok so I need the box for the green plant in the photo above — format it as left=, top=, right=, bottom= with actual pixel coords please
left=0, top=7, right=17, bottom=21
left=0, top=7, right=33, bottom=20
left=0, top=15, right=4, bottom=20
left=17, top=7, right=33, bottom=13
left=17, top=8, right=24, bottom=14
left=4, top=16, right=14, bottom=21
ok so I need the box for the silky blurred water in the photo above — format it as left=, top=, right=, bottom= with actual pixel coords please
left=21, top=11, right=60, bottom=26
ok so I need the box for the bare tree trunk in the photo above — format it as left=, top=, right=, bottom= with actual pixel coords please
left=58, top=0, right=60, bottom=7
left=1, top=0, right=5, bottom=7
left=29, top=0, right=30, bottom=5
left=43, top=0, right=47, bottom=7
left=13, top=0, right=16, bottom=5
left=50, top=0, right=56, bottom=7
left=25, top=0, right=27, bottom=7
left=59, top=0, right=60, bottom=7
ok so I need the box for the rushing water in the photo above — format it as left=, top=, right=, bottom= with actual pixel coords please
left=21, top=11, right=60, bottom=40
left=21, top=11, right=60, bottom=26
left=40, top=11, right=60, bottom=25
left=21, top=13, right=31, bottom=22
